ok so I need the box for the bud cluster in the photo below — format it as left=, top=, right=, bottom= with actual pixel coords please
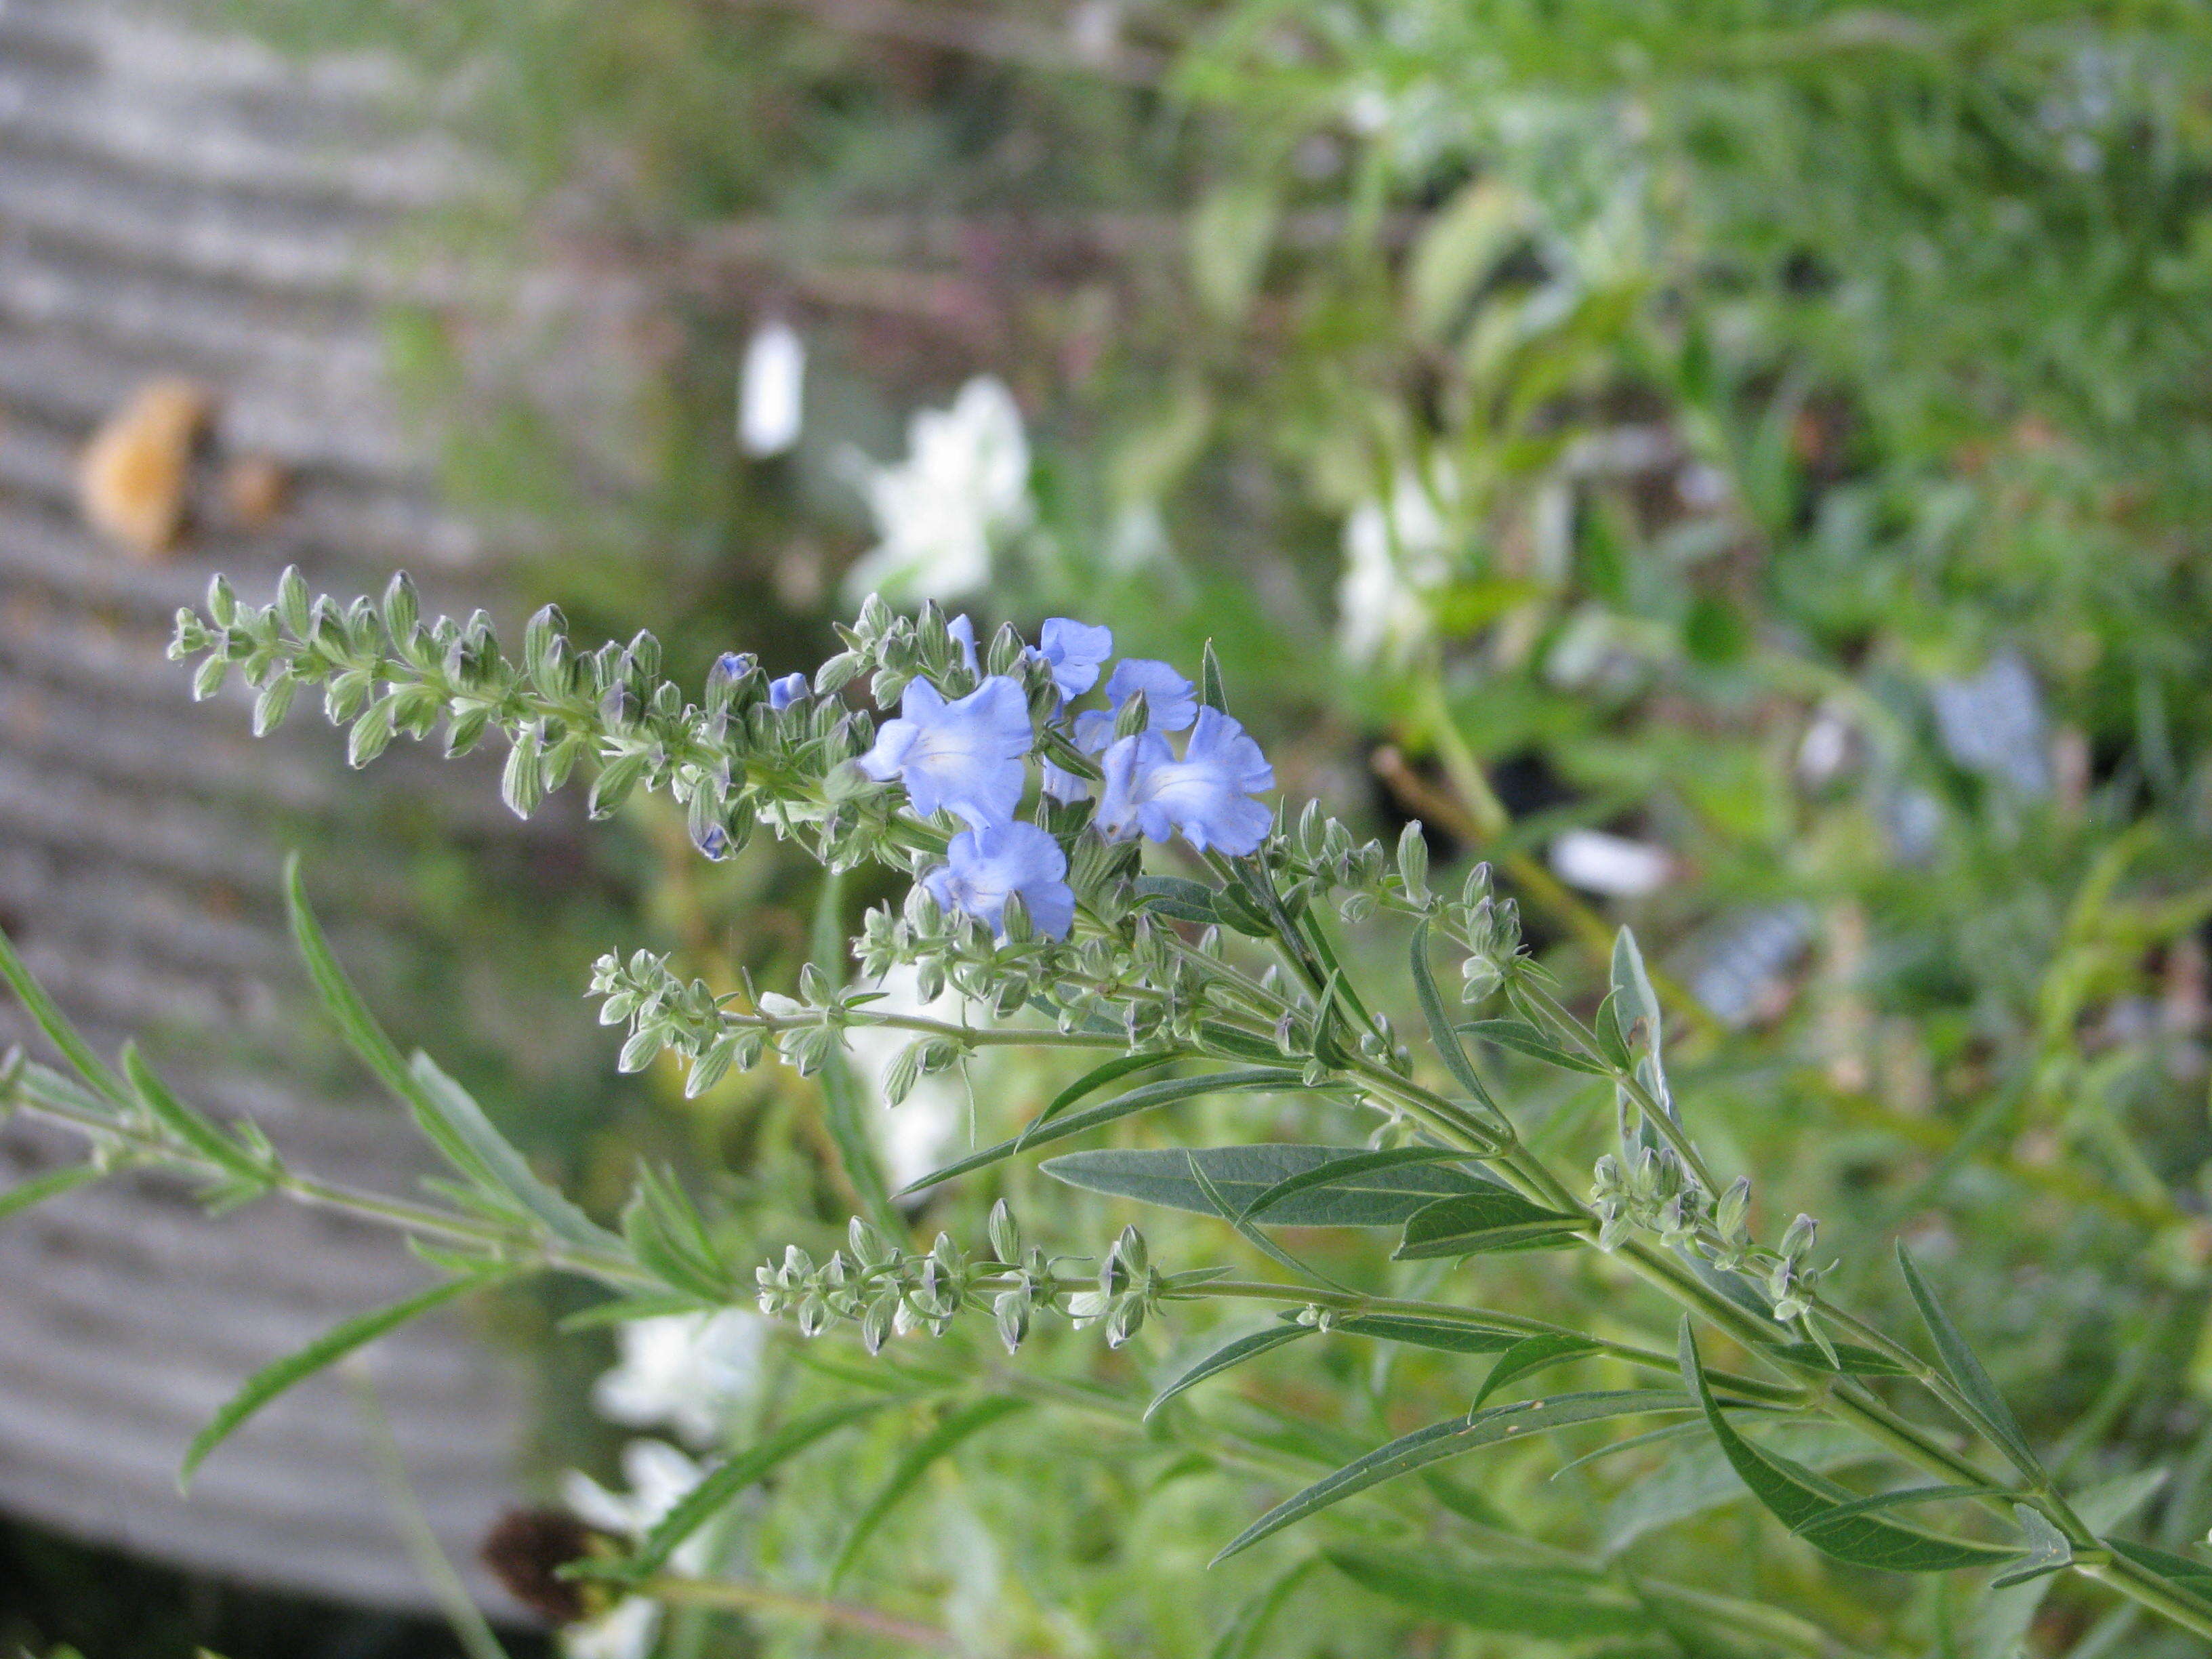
left=753, top=1206, right=1166, bottom=1355
left=817, top=596, right=1061, bottom=722
left=169, top=570, right=905, bottom=872
left=1589, top=1153, right=1830, bottom=1329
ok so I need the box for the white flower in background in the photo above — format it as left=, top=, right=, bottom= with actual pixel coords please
left=563, top=1595, right=660, bottom=1659
left=592, top=1309, right=766, bottom=1446
left=1337, top=464, right=1455, bottom=664
left=844, top=962, right=966, bottom=1191
left=737, top=320, right=806, bottom=457
left=842, top=376, right=1031, bottom=605
left=560, top=1439, right=714, bottom=1659
left=1549, top=827, right=1672, bottom=899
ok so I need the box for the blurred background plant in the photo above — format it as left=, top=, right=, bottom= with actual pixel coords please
left=9, top=0, right=2212, bottom=1654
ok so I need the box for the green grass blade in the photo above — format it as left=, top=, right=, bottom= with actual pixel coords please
left=828, top=1395, right=1028, bottom=1586
left=617, top=1399, right=897, bottom=1580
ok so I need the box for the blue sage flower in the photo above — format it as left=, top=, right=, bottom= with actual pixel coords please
left=1032, top=618, right=1113, bottom=703
left=1094, top=707, right=1274, bottom=855
left=1072, top=658, right=1197, bottom=752
left=767, top=672, right=810, bottom=710
left=857, top=676, right=1033, bottom=827
left=922, top=821, right=1076, bottom=940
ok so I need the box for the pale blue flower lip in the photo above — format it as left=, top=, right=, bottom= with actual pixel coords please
left=1032, top=617, right=1113, bottom=701
left=857, top=674, right=1034, bottom=828
left=922, top=821, right=1075, bottom=940
left=1073, top=657, right=1197, bottom=751
left=1095, top=706, right=1275, bottom=855
left=766, top=672, right=811, bottom=710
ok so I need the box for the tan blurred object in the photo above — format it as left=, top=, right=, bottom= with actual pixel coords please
left=223, top=453, right=290, bottom=529
left=77, top=377, right=211, bottom=557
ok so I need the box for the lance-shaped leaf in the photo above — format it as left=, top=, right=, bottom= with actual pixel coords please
left=1015, top=1051, right=1182, bottom=1150
left=1132, top=875, right=1227, bottom=926
left=611, top=1398, right=899, bottom=1580
left=903, top=1068, right=1300, bottom=1193
left=1896, top=1244, right=2045, bottom=1482
left=830, top=1396, right=1029, bottom=1586
left=1185, top=1151, right=1348, bottom=1289
left=407, top=1053, right=623, bottom=1256
left=1324, top=1551, right=1646, bottom=1640
left=184, top=1271, right=496, bottom=1488
left=1046, top=1143, right=1488, bottom=1225
left=1989, top=1505, right=2073, bottom=1589
left=1237, top=1145, right=1488, bottom=1225
left=1205, top=1557, right=1318, bottom=1659
left=1393, top=1187, right=1584, bottom=1259
left=1765, top=1340, right=1911, bottom=1377
left=1456, top=1019, right=1610, bottom=1075
left=0, top=1161, right=102, bottom=1223
left=1410, top=920, right=1501, bottom=1115
left=1678, top=1320, right=2019, bottom=1574
left=2104, top=1536, right=2212, bottom=1602
left=0, top=923, right=128, bottom=1105
left=1214, top=1391, right=1696, bottom=1561
left=1610, top=928, right=1664, bottom=1066
left=1148, top=1324, right=1317, bottom=1420
left=121, top=1042, right=273, bottom=1188
left=1473, top=1335, right=1600, bottom=1410
left=1311, top=1312, right=1526, bottom=1355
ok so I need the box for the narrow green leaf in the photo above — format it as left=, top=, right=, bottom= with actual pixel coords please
left=1186, top=1151, right=1347, bottom=1289
left=1394, top=1188, right=1583, bottom=1259
left=904, top=1069, right=1301, bottom=1193
left=1765, top=1340, right=1911, bottom=1377
left=1132, top=876, right=1223, bottom=925
left=2104, top=1537, right=2212, bottom=1604
left=283, top=854, right=419, bottom=1105
left=1315, top=1313, right=1525, bottom=1355
left=1792, top=1486, right=2003, bottom=1538
left=1456, top=1019, right=1611, bottom=1075
left=1553, top=1419, right=1711, bottom=1484
left=1149, top=1326, right=1316, bottom=1420
left=1238, top=1146, right=1484, bottom=1224
left=830, top=1396, right=1028, bottom=1586
left=1473, top=1335, right=1599, bottom=1410
left=1897, top=1244, right=2046, bottom=1482
left=1200, top=639, right=1228, bottom=714
left=1205, top=1557, right=1318, bottom=1659
left=1987, top=1505, right=2072, bottom=1589
left=1610, top=928, right=1663, bottom=1062
left=1325, top=1551, right=1645, bottom=1639
left=122, top=1043, right=270, bottom=1186
left=1015, top=1051, right=1181, bottom=1151
left=1046, top=1143, right=1488, bottom=1226
left=1214, top=1392, right=1696, bottom=1561
left=0, top=1161, right=102, bottom=1223
left=1678, top=1320, right=2018, bottom=1573
left=1410, top=920, right=1500, bottom=1114
left=407, top=1053, right=622, bottom=1254
left=0, top=922, right=128, bottom=1104
left=183, top=1273, right=492, bottom=1488
left=617, top=1399, right=895, bottom=1580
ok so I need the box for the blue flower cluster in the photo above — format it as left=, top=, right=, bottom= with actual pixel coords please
left=802, top=614, right=1275, bottom=941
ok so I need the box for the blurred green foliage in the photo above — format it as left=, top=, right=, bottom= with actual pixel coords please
left=160, top=1, right=2212, bottom=1654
